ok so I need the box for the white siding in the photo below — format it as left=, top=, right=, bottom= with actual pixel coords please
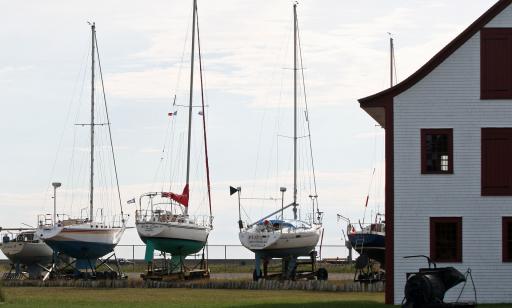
left=486, top=4, right=512, bottom=27
left=392, top=7, right=512, bottom=304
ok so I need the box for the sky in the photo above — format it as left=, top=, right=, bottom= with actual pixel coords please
left=0, top=0, right=499, bottom=260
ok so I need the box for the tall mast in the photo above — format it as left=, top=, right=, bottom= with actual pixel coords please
left=390, top=35, right=394, bottom=87
left=89, top=22, right=96, bottom=221
left=185, top=0, right=197, bottom=216
left=293, top=3, right=298, bottom=220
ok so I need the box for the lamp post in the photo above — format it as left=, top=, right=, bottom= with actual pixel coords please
left=309, top=194, right=318, bottom=224
left=230, top=186, right=243, bottom=230
left=52, top=182, right=62, bottom=225
left=280, top=187, right=287, bottom=221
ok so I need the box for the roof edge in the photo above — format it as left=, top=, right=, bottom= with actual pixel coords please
left=359, top=0, right=512, bottom=106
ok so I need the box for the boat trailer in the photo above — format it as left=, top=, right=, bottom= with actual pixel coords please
left=141, top=248, right=210, bottom=281
left=253, top=251, right=328, bottom=281
left=353, top=253, right=385, bottom=283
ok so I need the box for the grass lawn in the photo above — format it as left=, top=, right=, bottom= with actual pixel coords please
left=1, top=288, right=512, bottom=308
left=2, top=288, right=383, bottom=307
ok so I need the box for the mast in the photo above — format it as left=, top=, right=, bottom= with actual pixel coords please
left=185, top=0, right=197, bottom=216
left=89, top=22, right=96, bottom=221
left=293, top=3, right=298, bottom=220
left=390, top=35, right=394, bottom=87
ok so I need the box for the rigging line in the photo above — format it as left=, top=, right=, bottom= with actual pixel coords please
left=195, top=5, right=213, bottom=221
left=94, top=31, right=124, bottom=220
left=43, top=35, right=90, bottom=212
left=297, top=18, right=320, bottom=210
left=172, top=6, right=193, bottom=107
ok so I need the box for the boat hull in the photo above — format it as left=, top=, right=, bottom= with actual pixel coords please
left=348, top=232, right=385, bottom=267
left=0, top=241, right=53, bottom=265
left=136, top=221, right=209, bottom=257
left=38, top=223, right=124, bottom=260
left=239, top=226, right=322, bottom=258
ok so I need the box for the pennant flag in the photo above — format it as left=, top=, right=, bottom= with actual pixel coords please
left=198, top=111, right=204, bottom=116
left=127, top=198, right=135, bottom=204
left=168, top=111, right=178, bottom=117
left=162, top=184, right=189, bottom=207
left=229, top=186, right=239, bottom=196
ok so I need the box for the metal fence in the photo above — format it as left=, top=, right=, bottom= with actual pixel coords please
left=1, top=244, right=349, bottom=270
left=113, top=244, right=348, bottom=262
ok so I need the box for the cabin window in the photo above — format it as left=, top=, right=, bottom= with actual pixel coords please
left=503, top=217, right=512, bottom=262
left=481, top=28, right=512, bottom=99
left=421, top=129, right=453, bottom=174
left=430, top=217, right=462, bottom=263
left=482, top=128, right=512, bottom=196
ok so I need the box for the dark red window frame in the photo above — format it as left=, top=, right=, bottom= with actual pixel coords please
left=430, top=217, right=462, bottom=263
left=481, top=28, right=512, bottom=99
left=481, top=128, right=512, bottom=196
left=503, top=217, right=512, bottom=262
left=421, top=129, right=453, bottom=174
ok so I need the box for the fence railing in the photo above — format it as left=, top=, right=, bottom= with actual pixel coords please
left=1, top=244, right=349, bottom=272
left=110, top=244, right=348, bottom=271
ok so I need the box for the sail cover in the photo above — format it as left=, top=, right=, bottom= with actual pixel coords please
left=162, top=184, right=189, bottom=207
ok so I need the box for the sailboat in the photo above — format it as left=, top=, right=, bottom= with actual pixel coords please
left=1, top=228, right=53, bottom=278
left=37, top=23, right=126, bottom=274
left=236, top=3, right=324, bottom=281
left=135, top=0, right=213, bottom=276
left=337, top=35, right=394, bottom=282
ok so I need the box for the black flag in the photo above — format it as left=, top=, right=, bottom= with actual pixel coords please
left=230, top=186, right=239, bottom=196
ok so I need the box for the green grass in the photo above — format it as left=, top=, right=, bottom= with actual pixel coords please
left=1, top=287, right=512, bottom=307
left=0, top=282, right=4, bottom=303
left=1, top=288, right=383, bottom=307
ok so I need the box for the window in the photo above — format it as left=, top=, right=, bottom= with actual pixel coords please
left=482, top=128, right=512, bottom=196
left=503, top=217, right=512, bottom=262
left=430, top=217, right=462, bottom=263
left=481, top=28, right=512, bottom=99
left=421, top=129, right=453, bottom=174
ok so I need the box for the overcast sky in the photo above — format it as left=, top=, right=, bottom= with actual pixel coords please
left=0, top=0, right=498, bottom=259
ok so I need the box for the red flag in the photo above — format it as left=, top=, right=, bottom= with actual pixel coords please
left=168, top=111, right=178, bottom=117
left=162, top=184, right=189, bottom=207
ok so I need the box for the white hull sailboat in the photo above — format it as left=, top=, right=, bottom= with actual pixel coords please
left=136, top=194, right=211, bottom=260
left=37, top=23, right=126, bottom=273
left=136, top=0, right=213, bottom=274
left=239, top=221, right=321, bottom=258
left=235, top=3, right=324, bottom=280
left=1, top=229, right=53, bottom=278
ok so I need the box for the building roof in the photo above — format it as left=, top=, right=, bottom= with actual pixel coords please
left=359, top=0, right=512, bottom=109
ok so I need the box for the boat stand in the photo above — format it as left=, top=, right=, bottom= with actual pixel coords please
left=254, top=251, right=328, bottom=281
left=1, top=261, right=51, bottom=280
left=141, top=247, right=210, bottom=281
left=42, top=252, right=126, bottom=281
left=353, top=254, right=385, bottom=283
left=1, top=263, right=27, bottom=280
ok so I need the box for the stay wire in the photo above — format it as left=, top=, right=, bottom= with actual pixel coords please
left=297, top=18, right=320, bottom=213
left=195, top=4, right=213, bottom=222
left=94, top=30, right=124, bottom=220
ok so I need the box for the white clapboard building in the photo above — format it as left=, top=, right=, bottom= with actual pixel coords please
left=359, top=0, right=512, bottom=304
